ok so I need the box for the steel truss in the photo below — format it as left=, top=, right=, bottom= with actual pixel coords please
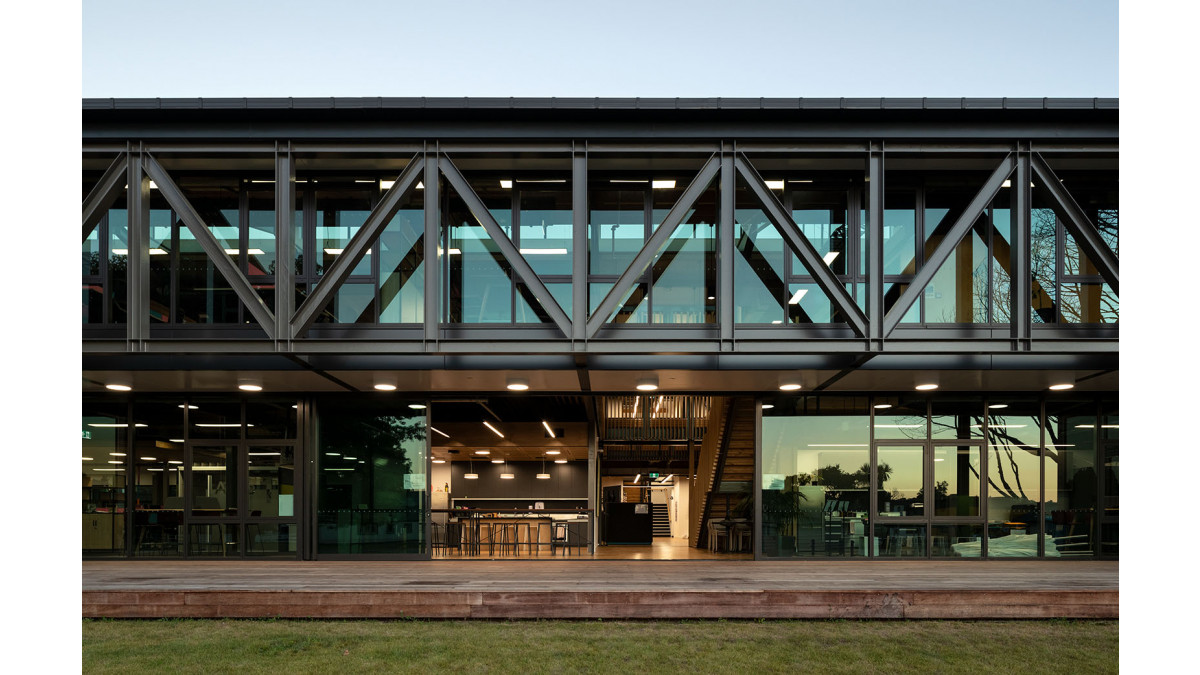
left=82, top=141, right=1119, bottom=359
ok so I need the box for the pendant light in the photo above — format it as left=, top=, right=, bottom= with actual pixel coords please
left=500, top=458, right=514, bottom=480
left=537, top=454, right=551, bottom=480
left=464, top=457, right=478, bottom=480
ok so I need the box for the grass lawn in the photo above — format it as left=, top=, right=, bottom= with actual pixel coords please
left=83, top=618, right=1117, bottom=674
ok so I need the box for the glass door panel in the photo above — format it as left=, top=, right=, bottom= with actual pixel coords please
left=190, top=445, right=237, bottom=516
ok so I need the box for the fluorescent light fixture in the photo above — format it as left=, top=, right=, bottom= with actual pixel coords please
left=464, top=473, right=479, bottom=479
left=765, top=180, right=785, bottom=190
left=374, top=383, right=397, bottom=391
left=107, top=460, right=122, bottom=464
left=191, top=466, right=227, bottom=471
left=1002, top=179, right=1012, bottom=188
left=609, top=179, right=649, bottom=184
left=169, top=438, right=184, bottom=443
left=324, top=248, right=372, bottom=255
left=325, top=452, right=341, bottom=456
left=873, top=404, right=893, bottom=409
left=915, top=384, right=939, bottom=391
left=483, top=421, right=505, bottom=438
left=88, top=423, right=146, bottom=428
left=651, top=180, right=676, bottom=189
left=238, top=384, right=263, bottom=392
left=248, top=452, right=281, bottom=456
left=633, top=474, right=641, bottom=484
left=537, top=473, right=551, bottom=480
left=105, top=383, right=132, bottom=392
left=1049, top=383, right=1075, bottom=391
left=491, top=459, right=505, bottom=464
left=140, top=456, right=156, bottom=461
left=771, top=320, right=783, bottom=324
left=554, top=459, right=567, bottom=464
left=822, top=251, right=840, bottom=266
left=432, top=459, right=446, bottom=464
left=874, top=424, right=923, bottom=428
left=500, top=180, right=513, bottom=189
left=791, top=179, right=813, bottom=184
left=148, top=248, right=168, bottom=255
left=408, top=404, right=429, bottom=410
left=94, top=468, right=124, bottom=472
left=1102, top=424, right=1119, bottom=429
left=178, top=404, right=198, bottom=409
left=194, top=423, right=247, bottom=428
left=506, top=378, right=530, bottom=391
left=474, top=450, right=491, bottom=455
left=82, top=457, right=93, bottom=461
left=542, top=421, right=556, bottom=438
left=500, top=472, right=514, bottom=479
left=168, top=460, right=183, bottom=464
left=761, top=404, right=774, bottom=409
left=807, top=444, right=869, bottom=447
left=788, top=289, right=808, bottom=305
left=988, top=404, right=1009, bottom=409
left=779, top=383, right=802, bottom=391
left=437, top=248, right=462, bottom=255
left=416, top=182, right=424, bottom=189
left=515, top=179, right=567, bottom=183
left=662, top=474, right=674, bottom=483
left=381, top=179, right=395, bottom=189
left=519, top=248, right=568, bottom=255
left=971, top=424, right=1027, bottom=428
left=344, top=456, right=358, bottom=461
left=148, top=468, right=164, bottom=472
left=545, top=450, right=561, bottom=456
left=934, top=458, right=945, bottom=462
left=430, top=427, right=450, bottom=438
left=110, top=452, right=126, bottom=457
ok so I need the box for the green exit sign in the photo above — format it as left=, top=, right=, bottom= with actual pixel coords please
left=82, top=430, right=92, bottom=440
left=648, top=472, right=659, bottom=478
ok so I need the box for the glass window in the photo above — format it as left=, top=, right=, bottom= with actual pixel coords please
left=935, top=523, right=985, bottom=557
left=83, top=401, right=128, bottom=556
left=931, top=396, right=986, bottom=439
left=378, top=192, right=424, bottom=324
left=873, top=397, right=926, bottom=440
left=188, top=523, right=239, bottom=557
left=246, top=190, right=275, bottom=277
left=883, top=191, right=916, bottom=276
left=190, top=400, right=242, bottom=440
left=107, top=208, right=129, bottom=323
left=588, top=189, right=644, bottom=276
left=735, top=207, right=784, bottom=323
left=1045, top=401, right=1098, bottom=557
left=877, top=445, right=923, bottom=517
left=933, top=443, right=980, bottom=517
left=989, top=201, right=1013, bottom=323
left=131, top=401, right=185, bottom=556
left=315, top=184, right=374, bottom=277
left=519, top=189, right=572, bottom=276
left=790, top=190, right=848, bottom=275
left=148, top=203, right=173, bottom=323
left=247, top=446, right=295, bottom=518
left=190, top=445, right=237, bottom=516
left=317, top=399, right=428, bottom=555
left=246, top=400, right=297, bottom=439
left=985, top=400, right=1041, bottom=557
left=874, top=523, right=926, bottom=558
left=761, top=396, right=869, bottom=558
left=175, top=215, right=243, bottom=324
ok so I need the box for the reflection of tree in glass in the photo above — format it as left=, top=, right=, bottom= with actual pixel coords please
left=931, top=413, right=1037, bottom=501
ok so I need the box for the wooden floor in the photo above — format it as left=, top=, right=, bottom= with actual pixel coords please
left=83, top=558, right=1117, bottom=620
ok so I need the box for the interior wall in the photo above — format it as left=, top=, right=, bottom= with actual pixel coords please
left=672, top=481, right=690, bottom=539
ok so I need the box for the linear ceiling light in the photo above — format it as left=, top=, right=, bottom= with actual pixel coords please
left=483, top=421, right=505, bottom=438
left=545, top=450, right=561, bottom=455
left=542, top=421, right=556, bottom=438
left=1049, top=383, right=1075, bottom=391
left=519, top=248, right=568, bottom=255
left=765, top=180, right=785, bottom=190
left=651, top=180, right=676, bottom=189
left=787, top=289, right=808, bottom=305
left=430, top=427, right=450, bottom=438
left=474, top=449, right=491, bottom=455
left=105, top=383, right=132, bottom=392
left=554, top=459, right=567, bottom=464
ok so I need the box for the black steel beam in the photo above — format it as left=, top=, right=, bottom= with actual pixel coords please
left=439, top=154, right=574, bottom=338
left=274, top=142, right=295, bottom=345
left=83, top=153, right=128, bottom=241
left=734, top=153, right=868, bottom=337
left=142, top=153, right=278, bottom=339
left=1031, top=153, right=1119, bottom=294
left=719, top=149, right=735, bottom=345
left=572, top=147, right=587, bottom=342
left=586, top=154, right=721, bottom=338
left=424, top=151, right=440, bottom=344
left=126, top=149, right=150, bottom=344
left=882, top=153, right=1016, bottom=335
left=290, top=154, right=424, bottom=337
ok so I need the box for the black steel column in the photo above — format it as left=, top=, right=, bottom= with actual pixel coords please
left=126, top=145, right=150, bottom=347
left=1014, top=144, right=1032, bottom=347
left=423, top=148, right=440, bottom=344
left=719, top=145, right=735, bottom=346
left=572, top=145, right=587, bottom=342
left=275, top=141, right=295, bottom=343
left=867, top=143, right=884, bottom=347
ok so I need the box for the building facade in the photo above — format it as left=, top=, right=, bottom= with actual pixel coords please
left=82, top=97, right=1118, bottom=561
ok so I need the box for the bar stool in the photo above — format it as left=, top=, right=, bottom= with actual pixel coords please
left=493, top=522, right=518, bottom=556
left=511, top=521, right=533, bottom=557
left=535, top=520, right=555, bottom=556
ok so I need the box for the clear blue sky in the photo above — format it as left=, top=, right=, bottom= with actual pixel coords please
left=83, top=0, right=1118, bottom=98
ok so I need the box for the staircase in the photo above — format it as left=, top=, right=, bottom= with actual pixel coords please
left=651, top=503, right=672, bottom=537
left=689, top=397, right=757, bottom=550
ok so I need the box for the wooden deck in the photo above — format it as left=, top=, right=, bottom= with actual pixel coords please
left=82, top=560, right=1118, bottom=620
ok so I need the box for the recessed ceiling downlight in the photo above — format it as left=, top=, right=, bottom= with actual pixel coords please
left=915, top=384, right=939, bottom=391
left=374, top=383, right=397, bottom=391
left=506, top=377, right=530, bottom=391
left=1049, top=383, right=1075, bottom=391
left=779, top=383, right=802, bottom=391
left=873, top=404, right=893, bottom=409
left=105, top=383, right=132, bottom=391
left=636, top=376, right=659, bottom=391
